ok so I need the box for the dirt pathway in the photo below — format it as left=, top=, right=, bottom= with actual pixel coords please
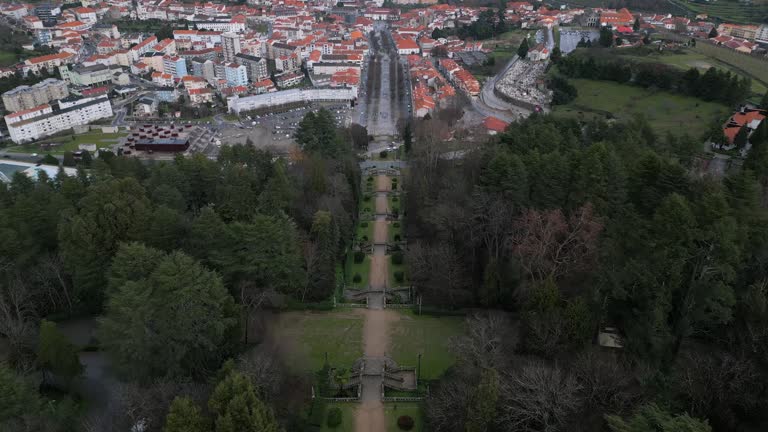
left=376, top=175, right=390, bottom=192
left=373, top=219, right=388, bottom=245
left=375, top=194, right=388, bottom=214
left=355, top=173, right=394, bottom=432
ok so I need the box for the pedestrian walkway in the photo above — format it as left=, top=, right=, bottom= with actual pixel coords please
left=354, top=173, right=396, bottom=432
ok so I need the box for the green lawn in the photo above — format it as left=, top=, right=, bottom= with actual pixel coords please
left=355, top=219, right=374, bottom=243
left=387, top=255, right=407, bottom=289
left=616, top=48, right=767, bottom=97
left=319, top=403, right=358, bottom=432
left=388, top=221, right=403, bottom=244
left=669, top=0, right=767, bottom=24
left=7, top=132, right=127, bottom=155
left=388, top=311, right=465, bottom=380
left=270, top=310, right=364, bottom=373
left=385, top=402, right=424, bottom=432
left=388, top=195, right=401, bottom=215
left=552, top=79, right=730, bottom=136
left=0, top=50, right=16, bottom=67
left=346, top=254, right=371, bottom=290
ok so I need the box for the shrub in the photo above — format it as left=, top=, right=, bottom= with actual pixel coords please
left=392, top=196, right=399, bottom=202
left=361, top=235, right=368, bottom=242
left=380, top=150, right=388, bottom=158
left=327, top=407, right=342, bottom=428
left=364, top=195, right=371, bottom=201
left=394, top=271, right=404, bottom=283
left=393, top=222, right=400, bottom=228
left=397, top=415, right=414, bottom=431
left=394, top=234, right=401, bottom=242
left=392, top=207, right=400, bottom=216
left=392, top=183, right=398, bottom=190
left=392, top=252, right=404, bottom=265
left=367, top=176, right=373, bottom=182
left=352, top=274, right=362, bottom=283
left=364, top=207, right=371, bottom=212
left=361, top=222, right=368, bottom=228
left=354, top=251, right=365, bottom=263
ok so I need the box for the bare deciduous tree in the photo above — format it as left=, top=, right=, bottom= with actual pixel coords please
left=508, top=204, right=602, bottom=284
left=425, top=370, right=473, bottom=432
left=573, top=348, right=638, bottom=413
left=236, top=347, right=283, bottom=402
left=407, top=241, right=471, bottom=307
left=0, top=275, right=38, bottom=369
left=497, top=363, right=583, bottom=432
left=450, top=312, right=516, bottom=370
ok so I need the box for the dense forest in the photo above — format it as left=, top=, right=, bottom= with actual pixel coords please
left=0, top=109, right=358, bottom=431
left=406, top=111, right=768, bottom=431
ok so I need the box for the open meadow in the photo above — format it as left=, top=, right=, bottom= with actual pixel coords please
left=552, top=79, right=730, bottom=135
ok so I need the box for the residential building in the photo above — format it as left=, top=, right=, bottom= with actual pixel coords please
left=234, top=53, right=269, bottom=82
left=192, top=58, right=217, bottom=82
left=2, top=79, right=69, bottom=113
left=162, top=56, right=188, bottom=78
left=60, top=64, right=123, bottom=87
left=5, top=96, right=113, bottom=143
left=23, top=52, right=75, bottom=75
left=225, top=63, right=248, bottom=87
left=222, top=32, right=242, bottom=62
left=227, top=88, right=355, bottom=113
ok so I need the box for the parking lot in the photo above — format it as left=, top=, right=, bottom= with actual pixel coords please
left=219, top=103, right=354, bottom=152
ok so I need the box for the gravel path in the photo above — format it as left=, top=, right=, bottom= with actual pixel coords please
left=355, top=173, right=395, bottom=432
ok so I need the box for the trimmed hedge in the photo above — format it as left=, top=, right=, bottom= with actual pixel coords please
left=397, top=415, right=414, bottom=431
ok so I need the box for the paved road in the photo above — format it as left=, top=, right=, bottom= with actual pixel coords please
left=471, top=55, right=532, bottom=123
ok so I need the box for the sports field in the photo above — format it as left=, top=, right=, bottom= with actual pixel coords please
left=552, top=79, right=730, bottom=135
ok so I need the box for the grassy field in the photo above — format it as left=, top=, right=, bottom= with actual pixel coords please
left=7, top=132, right=127, bottom=154
left=669, top=0, right=768, bottom=24
left=385, top=402, right=424, bottom=432
left=619, top=47, right=767, bottom=98
left=319, top=403, right=358, bottom=432
left=0, top=50, right=16, bottom=66
left=552, top=79, right=730, bottom=135
left=269, top=310, right=364, bottom=373
left=388, top=311, right=465, bottom=380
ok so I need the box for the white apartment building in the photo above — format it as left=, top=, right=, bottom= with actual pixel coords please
left=222, top=32, right=242, bottom=63
left=6, top=96, right=113, bottom=143
left=757, top=25, right=768, bottom=43
left=227, top=88, right=355, bottom=113
left=224, top=63, right=248, bottom=87
left=2, top=79, right=69, bottom=113
left=191, top=20, right=245, bottom=33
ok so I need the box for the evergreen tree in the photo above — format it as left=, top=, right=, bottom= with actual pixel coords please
left=517, top=37, right=529, bottom=58
left=464, top=368, right=500, bottom=432
left=37, top=320, right=83, bottom=386
left=0, top=364, right=40, bottom=422
left=600, top=26, right=614, bottom=47
left=734, top=125, right=749, bottom=149
left=403, top=122, right=413, bottom=154
left=306, top=210, right=339, bottom=301
left=708, top=27, right=718, bottom=38
left=98, top=249, right=238, bottom=380
left=633, top=17, right=641, bottom=32
left=164, top=396, right=207, bottom=432
left=760, top=90, right=768, bottom=109
left=209, top=371, right=281, bottom=432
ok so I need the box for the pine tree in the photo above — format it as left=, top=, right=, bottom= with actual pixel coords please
left=606, top=403, right=711, bottom=432
left=403, top=122, right=413, bottom=153
left=517, top=37, right=529, bottom=58
left=210, top=371, right=281, bottom=432
left=464, top=368, right=500, bottom=432
left=164, top=396, right=207, bottom=432
left=633, top=17, right=641, bottom=32
left=37, top=320, right=83, bottom=386
left=734, top=125, right=750, bottom=149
